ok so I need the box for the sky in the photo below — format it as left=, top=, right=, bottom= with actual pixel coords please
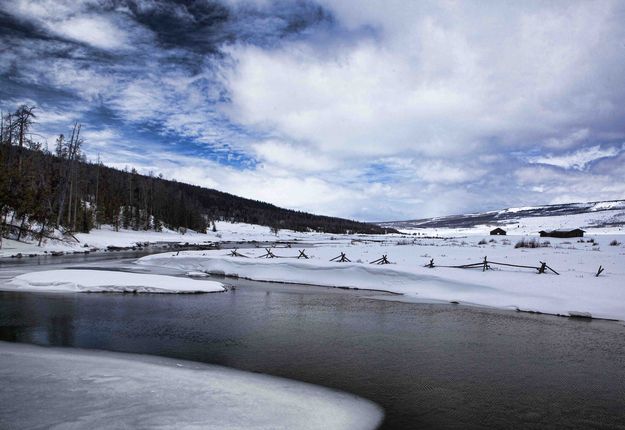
left=1, top=0, right=625, bottom=221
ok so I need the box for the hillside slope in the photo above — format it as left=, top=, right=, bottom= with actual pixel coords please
left=378, top=200, right=625, bottom=233
left=1, top=145, right=390, bottom=236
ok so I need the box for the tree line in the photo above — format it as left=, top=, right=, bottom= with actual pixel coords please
left=0, top=105, right=391, bottom=244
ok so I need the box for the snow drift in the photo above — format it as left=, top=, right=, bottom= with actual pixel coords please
left=5, top=269, right=225, bottom=294
left=138, top=249, right=625, bottom=321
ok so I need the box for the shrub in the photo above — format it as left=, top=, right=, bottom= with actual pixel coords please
left=514, top=238, right=550, bottom=248
left=609, top=239, right=620, bottom=246
left=478, top=239, right=487, bottom=245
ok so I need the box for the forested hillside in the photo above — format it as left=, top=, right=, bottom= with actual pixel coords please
left=0, top=105, right=389, bottom=241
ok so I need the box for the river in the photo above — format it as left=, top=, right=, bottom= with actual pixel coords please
left=1, top=252, right=624, bottom=429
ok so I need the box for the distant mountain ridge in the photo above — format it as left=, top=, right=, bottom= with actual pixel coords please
left=377, top=200, right=625, bottom=230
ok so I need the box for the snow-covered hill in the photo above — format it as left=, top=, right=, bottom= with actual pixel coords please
left=378, top=200, right=625, bottom=235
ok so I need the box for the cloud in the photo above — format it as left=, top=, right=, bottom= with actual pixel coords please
left=216, top=0, right=625, bottom=216
left=224, top=1, right=625, bottom=159
left=543, top=128, right=590, bottom=149
left=6, top=0, right=144, bottom=50
left=81, top=128, right=121, bottom=150
left=252, top=140, right=340, bottom=172
left=54, top=15, right=131, bottom=50
left=3, top=0, right=625, bottom=220
left=223, top=40, right=485, bottom=159
left=515, top=164, right=625, bottom=205
left=527, top=144, right=624, bottom=170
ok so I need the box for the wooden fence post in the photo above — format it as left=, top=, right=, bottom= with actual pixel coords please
left=330, top=252, right=350, bottom=263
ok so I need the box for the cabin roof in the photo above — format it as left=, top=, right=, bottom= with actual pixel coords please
left=539, top=228, right=585, bottom=233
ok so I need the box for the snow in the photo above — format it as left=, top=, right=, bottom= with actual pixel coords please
left=0, top=342, right=383, bottom=430
left=0, top=221, right=340, bottom=258
left=4, top=269, right=225, bottom=294
left=589, top=200, right=625, bottom=211
left=388, top=200, right=625, bottom=236
left=75, top=225, right=212, bottom=248
left=500, top=206, right=540, bottom=214
left=138, top=233, right=625, bottom=321
left=2, top=206, right=624, bottom=260
left=186, top=271, right=210, bottom=277
left=70, top=221, right=317, bottom=248
left=3, top=206, right=625, bottom=320
left=395, top=209, right=625, bottom=237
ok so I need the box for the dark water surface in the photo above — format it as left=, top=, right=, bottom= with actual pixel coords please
left=1, top=258, right=625, bottom=429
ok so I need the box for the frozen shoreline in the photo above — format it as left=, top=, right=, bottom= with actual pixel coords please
left=138, top=234, right=625, bottom=321
left=0, top=342, right=383, bottom=430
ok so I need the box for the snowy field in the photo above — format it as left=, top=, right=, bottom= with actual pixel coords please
left=2, top=214, right=625, bottom=320
left=2, top=204, right=623, bottom=259
left=4, top=270, right=224, bottom=294
left=0, top=342, right=383, bottom=430
left=401, top=210, right=625, bottom=237
left=385, top=200, right=625, bottom=236
left=138, top=233, right=625, bottom=321
left=0, top=221, right=335, bottom=258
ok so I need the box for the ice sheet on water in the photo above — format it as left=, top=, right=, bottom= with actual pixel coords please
left=4, top=269, right=224, bottom=293
left=0, top=342, right=383, bottom=430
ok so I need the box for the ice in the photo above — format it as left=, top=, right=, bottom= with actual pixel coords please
left=568, top=311, right=593, bottom=318
left=4, top=269, right=225, bottom=294
left=186, top=271, right=210, bottom=277
left=0, top=342, right=383, bottom=430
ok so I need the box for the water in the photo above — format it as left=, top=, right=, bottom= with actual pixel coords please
left=1, top=257, right=625, bottom=429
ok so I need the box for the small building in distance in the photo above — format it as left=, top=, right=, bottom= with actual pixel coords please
left=538, top=228, right=585, bottom=238
left=490, top=227, right=507, bottom=235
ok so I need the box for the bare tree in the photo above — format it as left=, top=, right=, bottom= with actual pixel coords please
left=13, top=105, right=36, bottom=172
left=55, top=122, right=82, bottom=228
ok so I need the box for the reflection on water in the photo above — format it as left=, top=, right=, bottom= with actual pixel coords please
left=1, top=277, right=625, bottom=429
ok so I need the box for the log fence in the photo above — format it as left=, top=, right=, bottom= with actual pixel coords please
left=257, top=248, right=277, bottom=258
left=424, top=256, right=560, bottom=275
left=220, top=250, right=607, bottom=278
left=370, top=255, right=391, bottom=265
left=330, top=252, right=351, bottom=263
left=229, top=249, right=249, bottom=258
left=221, top=250, right=573, bottom=276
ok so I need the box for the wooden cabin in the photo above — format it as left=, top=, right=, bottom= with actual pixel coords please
left=490, top=227, right=506, bottom=236
left=538, top=228, right=585, bottom=238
